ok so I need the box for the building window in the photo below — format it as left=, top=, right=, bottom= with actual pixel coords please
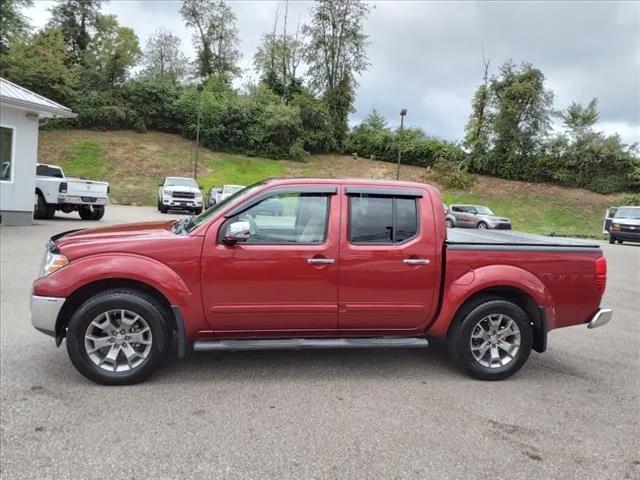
left=0, top=126, right=13, bottom=182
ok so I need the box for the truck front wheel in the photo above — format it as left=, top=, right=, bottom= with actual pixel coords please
left=66, top=289, right=171, bottom=385
left=448, top=299, right=533, bottom=381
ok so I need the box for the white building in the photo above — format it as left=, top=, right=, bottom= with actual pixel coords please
left=0, top=78, right=75, bottom=225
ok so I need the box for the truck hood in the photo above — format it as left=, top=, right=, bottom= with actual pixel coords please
left=54, top=221, right=176, bottom=250
left=612, top=218, right=640, bottom=226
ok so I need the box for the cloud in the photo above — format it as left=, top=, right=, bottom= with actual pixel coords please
left=23, top=0, right=640, bottom=143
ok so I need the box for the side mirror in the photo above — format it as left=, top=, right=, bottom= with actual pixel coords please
left=224, top=221, right=251, bottom=244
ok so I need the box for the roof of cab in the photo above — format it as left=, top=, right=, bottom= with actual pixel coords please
left=264, top=177, right=438, bottom=192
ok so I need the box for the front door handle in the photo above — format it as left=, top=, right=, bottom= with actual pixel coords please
left=403, top=258, right=430, bottom=266
left=307, top=258, right=335, bottom=265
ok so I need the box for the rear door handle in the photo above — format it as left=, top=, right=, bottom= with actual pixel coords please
left=403, top=258, right=430, bottom=266
left=307, top=258, right=335, bottom=265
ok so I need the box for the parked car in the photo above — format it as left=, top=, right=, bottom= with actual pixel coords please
left=34, top=163, right=109, bottom=220
left=31, top=178, right=611, bottom=385
left=157, top=176, right=202, bottom=214
left=207, top=184, right=245, bottom=208
left=606, top=206, right=640, bottom=244
left=445, top=204, right=511, bottom=229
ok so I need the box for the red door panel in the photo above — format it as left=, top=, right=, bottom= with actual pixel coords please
left=200, top=190, right=340, bottom=333
left=338, top=191, right=438, bottom=331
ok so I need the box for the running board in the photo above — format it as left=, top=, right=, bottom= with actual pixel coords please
left=193, top=337, right=429, bottom=352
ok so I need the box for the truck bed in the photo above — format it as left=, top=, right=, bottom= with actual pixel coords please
left=446, top=229, right=600, bottom=249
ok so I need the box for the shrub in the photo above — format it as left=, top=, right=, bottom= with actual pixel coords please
left=432, top=161, right=476, bottom=190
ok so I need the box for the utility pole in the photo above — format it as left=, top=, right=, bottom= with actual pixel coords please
left=397, top=109, right=408, bottom=180
left=194, top=83, right=203, bottom=179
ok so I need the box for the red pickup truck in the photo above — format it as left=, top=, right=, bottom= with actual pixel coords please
left=31, top=178, right=612, bottom=385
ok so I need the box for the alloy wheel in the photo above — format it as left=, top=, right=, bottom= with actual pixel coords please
left=84, top=309, right=153, bottom=373
left=469, top=314, right=521, bottom=368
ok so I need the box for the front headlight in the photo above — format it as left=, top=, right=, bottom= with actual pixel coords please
left=611, top=223, right=621, bottom=230
left=195, top=191, right=202, bottom=198
left=40, top=249, right=69, bottom=277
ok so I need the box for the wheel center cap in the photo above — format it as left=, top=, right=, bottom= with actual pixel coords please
left=115, top=333, right=125, bottom=345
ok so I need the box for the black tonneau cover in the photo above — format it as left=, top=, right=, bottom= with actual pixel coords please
left=446, top=229, right=600, bottom=249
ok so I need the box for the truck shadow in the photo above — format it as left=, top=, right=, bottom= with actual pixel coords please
left=153, top=341, right=462, bottom=384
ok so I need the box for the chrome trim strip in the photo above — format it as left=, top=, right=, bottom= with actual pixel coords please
left=30, top=295, right=65, bottom=337
left=193, top=337, right=429, bottom=351
left=587, top=308, right=612, bottom=329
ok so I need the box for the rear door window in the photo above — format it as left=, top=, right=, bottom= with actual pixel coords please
left=349, top=195, right=418, bottom=244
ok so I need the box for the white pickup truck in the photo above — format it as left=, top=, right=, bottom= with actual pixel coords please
left=34, top=163, right=109, bottom=220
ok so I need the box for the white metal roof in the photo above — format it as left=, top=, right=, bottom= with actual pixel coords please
left=0, top=77, right=76, bottom=118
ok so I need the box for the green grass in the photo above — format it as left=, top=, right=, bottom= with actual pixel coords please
left=197, top=154, right=284, bottom=192
left=57, top=140, right=111, bottom=181
left=442, top=191, right=604, bottom=237
left=39, top=130, right=616, bottom=238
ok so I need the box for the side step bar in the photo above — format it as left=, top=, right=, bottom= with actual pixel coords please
left=193, top=337, right=429, bottom=352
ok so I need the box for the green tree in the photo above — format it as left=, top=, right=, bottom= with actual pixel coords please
left=562, top=98, right=599, bottom=139
left=48, top=0, right=104, bottom=65
left=85, top=14, right=141, bottom=87
left=304, top=0, right=370, bottom=147
left=142, top=27, right=189, bottom=84
left=463, top=55, right=491, bottom=170
left=180, top=0, right=241, bottom=80
left=487, top=61, right=554, bottom=179
left=0, top=0, right=33, bottom=53
left=0, top=27, right=78, bottom=104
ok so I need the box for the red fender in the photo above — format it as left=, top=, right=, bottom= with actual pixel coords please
left=427, top=264, right=555, bottom=338
left=33, top=253, right=208, bottom=337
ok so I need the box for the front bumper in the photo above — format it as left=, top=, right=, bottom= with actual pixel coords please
left=162, top=198, right=202, bottom=209
left=488, top=223, right=512, bottom=230
left=609, top=229, right=640, bottom=242
left=30, top=295, right=65, bottom=337
left=57, top=195, right=109, bottom=206
left=587, top=308, right=612, bottom=329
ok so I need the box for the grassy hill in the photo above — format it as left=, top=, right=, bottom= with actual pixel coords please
left=38, top=129, right=623, bottom=237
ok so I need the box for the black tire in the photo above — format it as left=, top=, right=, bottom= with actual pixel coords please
left=194, top=207, right=202, bottom=215
left=477, top=221, right=488, bottom=229
left=45, top=204, right=56, bottom=219
left=159, top=205, right=168, bottom=214
left=78, top=206, right=93, bottom=220
left=66, top=289, right=171, bottom=385
left=446, top=218, right=454, bottom=228
left=609, top=236, right=615, bottom=244
left=448, top=298, right=533, bottom=381
left=92, top=205, right=105, bottom=220
left=34, top=192, right=48, bottom=219
left=617, top=239, right=624, bottom=244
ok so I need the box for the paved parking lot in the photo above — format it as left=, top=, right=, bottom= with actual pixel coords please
left=1, top=205, right=638, bottom=480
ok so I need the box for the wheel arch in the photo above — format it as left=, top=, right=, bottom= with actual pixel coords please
left=446, top=286, right=547, bottom=353
left=55, top=278, right=177, bottom=344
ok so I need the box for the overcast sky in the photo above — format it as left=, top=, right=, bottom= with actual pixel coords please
left=25, top=0, right=640, bottom=144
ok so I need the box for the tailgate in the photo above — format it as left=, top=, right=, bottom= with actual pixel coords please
left=66, top=179, right=108, bottom=198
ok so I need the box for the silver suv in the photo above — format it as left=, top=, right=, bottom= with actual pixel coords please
left=445, top=204, right=511, bottom=230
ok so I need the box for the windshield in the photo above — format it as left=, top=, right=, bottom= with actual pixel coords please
left=180, top=180, right=267, bottom=233
left=474, top=206, right=495, bottom=215
left=614, top=207, right=640, bottom=219
left=223, top=185, right=244, bottom=195
left=166, top=178, right=197, bottom=188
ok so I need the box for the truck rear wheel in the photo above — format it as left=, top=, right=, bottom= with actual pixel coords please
left=448, top=299, right=533, bottom=381
left=34, top=192, right=55, bottom=219
left=79, top=205, right=104, bottom=220
left=66, top=289, right=171, bottom=385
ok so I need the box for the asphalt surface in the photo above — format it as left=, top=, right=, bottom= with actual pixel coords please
left=1, top=205, right=638, bottom=480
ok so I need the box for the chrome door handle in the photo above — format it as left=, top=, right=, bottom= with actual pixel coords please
left=307, top=258, right=335, bottom=265
left=403, top=258, right=430, bottom=266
